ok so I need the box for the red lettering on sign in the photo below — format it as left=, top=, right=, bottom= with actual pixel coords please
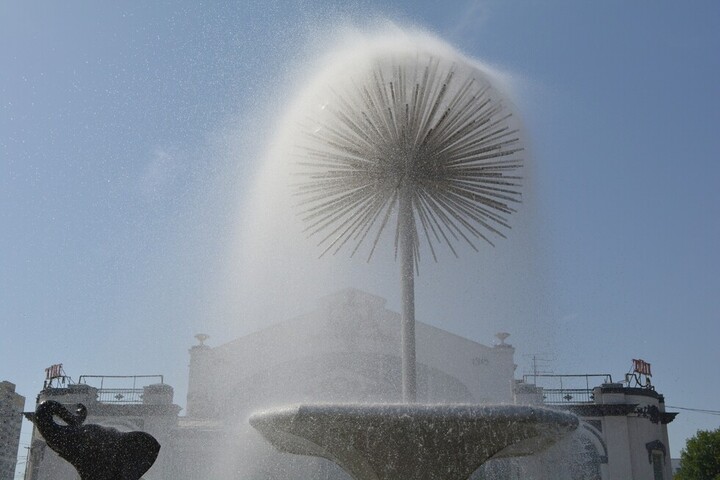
left=45, top=364, right=62, bottom=380
left=632, top=359, right=652, bottom=377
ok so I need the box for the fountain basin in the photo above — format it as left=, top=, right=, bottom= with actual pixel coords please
left=250, top=403, right=578, bottom=480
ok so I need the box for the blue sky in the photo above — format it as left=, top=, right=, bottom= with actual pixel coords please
left=2, top=0, right=718, bottom=470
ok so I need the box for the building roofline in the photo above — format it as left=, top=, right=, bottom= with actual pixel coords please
left=597, top=384, right=666, bottom=402
left=209, top=288, right=499, bottom=353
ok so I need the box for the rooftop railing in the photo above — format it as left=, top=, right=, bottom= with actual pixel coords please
left=95, top=388, right=145, bottom=404
left=521, top=374, right=613, bottom=406
left=77, top=375, right=164, bottom=405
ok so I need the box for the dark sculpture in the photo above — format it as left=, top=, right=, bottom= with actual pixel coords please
left=27, top=400, right=160, bottom=480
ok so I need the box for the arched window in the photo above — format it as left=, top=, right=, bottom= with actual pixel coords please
left=646, top=440, right=667, bottom=480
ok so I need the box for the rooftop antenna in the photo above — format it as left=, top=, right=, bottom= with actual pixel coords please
left=521, top=353, right=554, bottom=384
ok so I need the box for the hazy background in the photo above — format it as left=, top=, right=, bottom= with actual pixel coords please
left=2, top=1, right=718, bottom=475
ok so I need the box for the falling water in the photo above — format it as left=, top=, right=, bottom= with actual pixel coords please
left=203, top=25, right=566, bottom=478
left=225, top=26, right=550, bottom=343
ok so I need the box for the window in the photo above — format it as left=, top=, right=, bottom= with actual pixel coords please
left=652, top=451, right=664, bottom=480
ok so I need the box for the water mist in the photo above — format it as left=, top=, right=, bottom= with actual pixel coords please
left=215, top=26, right=578, bottom=480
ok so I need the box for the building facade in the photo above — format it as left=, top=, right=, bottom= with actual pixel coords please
left=514, top=377, right=677, bottom=479
left=23, top=379, right=180, bottom=480
left=178, top=289, right=677, bottom=479
left=186, top=288, right=516, bottom=418
left=21, top=289, right=677, bottom=479
left=174, top=288, right=518, bottom=478
left=0, top=381, right=25, bottom=480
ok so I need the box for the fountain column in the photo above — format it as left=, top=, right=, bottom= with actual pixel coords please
left=399, top=182, right=416, bottom=403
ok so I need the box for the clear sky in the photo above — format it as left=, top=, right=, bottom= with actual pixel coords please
left=2, top=0, right=719, bottom=473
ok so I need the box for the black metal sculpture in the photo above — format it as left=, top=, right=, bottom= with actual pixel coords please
left=27, top=400, right=160, bottom=480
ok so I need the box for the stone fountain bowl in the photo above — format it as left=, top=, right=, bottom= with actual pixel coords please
left=250, top=403, right=578, bottom=480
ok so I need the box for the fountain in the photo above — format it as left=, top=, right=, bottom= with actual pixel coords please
left=250, top=404, right=577, bottom=480
left=249, top=32, right=578, bottom=479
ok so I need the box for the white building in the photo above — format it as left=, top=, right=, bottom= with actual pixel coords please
left=514, top=377, right=676, bottom=479
left=22, top=288, right=677, bottom=479
left=175, top=288, right=517, bottom=478
left=186, top=288, right=516, bottom=417
left=23, top=379, right=180, bottom=480
left=0, top=381, right=25, bottom=480
left=177, top=288, right=677, bottom=479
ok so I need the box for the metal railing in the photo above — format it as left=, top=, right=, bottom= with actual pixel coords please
left=95, top=388, right=144, bottom=404
left=77, top=375, right=164, bottom=405
left=541, top=388, right=595, bottom=404
left=521, top=374, right=613, bottom=406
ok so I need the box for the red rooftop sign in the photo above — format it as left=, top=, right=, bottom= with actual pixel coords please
left=45, top=363, right=63, bottom=380
left=632, top=358, right=652, bottom=377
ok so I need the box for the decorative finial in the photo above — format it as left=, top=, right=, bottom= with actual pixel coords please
left=495, top=332, right=510, bottom=345
left=194, top=333, right=209, bottom=346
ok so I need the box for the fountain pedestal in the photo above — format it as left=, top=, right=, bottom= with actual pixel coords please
left=250, top=403, right=578, bottom=480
